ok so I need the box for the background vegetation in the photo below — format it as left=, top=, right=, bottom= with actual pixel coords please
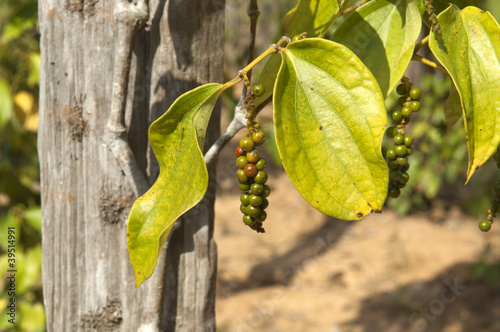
left=1, top=0, right=500, bottom=330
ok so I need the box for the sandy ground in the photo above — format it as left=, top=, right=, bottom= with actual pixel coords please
left=214, top=136, right=500, bottom=332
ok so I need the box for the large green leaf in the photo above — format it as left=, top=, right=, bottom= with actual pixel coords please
left=127, top=83, right=224, bottom=286
left=443, top=84, right=462, bottom=131
left=429, top=5, right=500, bottom=181
left=284, top=0, right=340, bottom=37
left=274, top=38, right=388, bottom=220
left=331, top=0, right=421, bottom=98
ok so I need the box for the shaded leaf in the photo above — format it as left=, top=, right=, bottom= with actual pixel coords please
left=443, top=84, right=462, bottom=131
left=274, top=38, right=388, bottom=221
left=429, top=5, right=500, bottom=181
left=331, top=0, right=421, bottom=97
left=128, top=83, right=224, bottom=286
left=285, top=0, right=340, bottom=38
left=415, top=0, right=479, bottom=29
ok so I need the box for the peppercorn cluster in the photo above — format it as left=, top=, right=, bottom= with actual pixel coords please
left=424, top=0, right=442, bottom=34
left=235, top=127, right=270, bottom=233
left=386, top=81, right=421, bottom=199
left=478, top=147, right=500, bottom=232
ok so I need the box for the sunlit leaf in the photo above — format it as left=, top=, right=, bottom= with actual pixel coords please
left=274, top=38, right=388, bottom=221
left=429, top=5, right=500, bottom=181
left=128, top=83, right=224, bottom=286
left=331, top=0, right=421, bottom=97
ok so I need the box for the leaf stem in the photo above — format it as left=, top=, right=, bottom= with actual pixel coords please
left=412, top=54, right=448, bottom=75
left=341, top=0, right=369, bottom=15
left=414, top=35, right=429, bottom=53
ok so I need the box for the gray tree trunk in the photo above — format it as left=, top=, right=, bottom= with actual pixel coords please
left=38, top=0, right=224, bottom=331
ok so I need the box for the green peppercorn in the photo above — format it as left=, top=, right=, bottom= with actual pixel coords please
left=254, top=171, right=268, bottom=184
left=388, top=187, right=401, bottom=198
left=396, top=84, right=407, bottom=96
left=236, top=156, right=248, bottom=169
left=401, top=106, right=412, bottom=117
left=250, top=183, right=264, bottom=195
left=240, top=193, right=250, bottom=205
left=236, top=169, right=249, bottom=183
left=387, top=149, right=397, bottom=160
left=395, top=145, right=408, bottom=156
left=479, top=220, right=491, bottom=232
left=386, top=127, right=398, bottom=138
left=393, top=134, right=404, bottom=145
left=409, top=88, right=421, bottom=100
left=249, top=194, right=263, bottom=206
left=400, top=163, right=410, bottom=172
left=260, top=197, right=269, bottom=209
left=256, top=210, right=267, bottom=222
left=262, top=185, right=271, bottom=197
left=392, top=110, right=403, bottom=123
left=246, top=150, right=260, bottom=163
left=240, top=204, right=248, bottom=214
left=256, top=158, right=267, bottom=170
left=252, top=129, right=266, bottom=145
left=388, top=160, right=399, bottom=170
left=240, top=137, right=254, bottom=151
left=404, top=135, right=414, bottom=147
left=238, top=182, right=251, bottom=191
left=253, top=84, right=265, bottom=97
left=396, top=156, right=408, bottom=165
left=409, top=101, right=421, bottom=112
left=246, top=205, right=261, bottom=217
left=243, top=215, right=255, bottom=225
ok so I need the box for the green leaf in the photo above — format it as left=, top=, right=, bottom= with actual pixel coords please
left=128, top=83, right=224, bottom=286
left=429, top=5, right=500, bottom=181
left=443, top=84, right=462, bottom=131
left=274, top=38, right=388, bottom=220
left=0, top=77, right=13, bottom=127
left=284, top=0, right=340, bottom=38
left=331, top=0, right=422, bottom=98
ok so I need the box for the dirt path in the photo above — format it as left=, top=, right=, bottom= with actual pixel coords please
left=214, top=166, right=500, bottom=332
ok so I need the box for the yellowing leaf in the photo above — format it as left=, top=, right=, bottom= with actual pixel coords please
left=127, top=83, right=224, bottom=287
left=274, top=38, right=388, bottom=220
left=429, top=5, right=500, bottom=181
left=331, top=0, right=421, bottom=97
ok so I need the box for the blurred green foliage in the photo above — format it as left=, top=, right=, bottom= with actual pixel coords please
left=0, top=0, right=44, bottom=331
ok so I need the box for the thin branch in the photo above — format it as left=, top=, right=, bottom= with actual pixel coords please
left=412, top=54, right=448, bottom=75
left=246, top=0, right=260, bottom=81
left=204, top=94, right=271, bottom=166
left=104, top=0, right=149, bottom=197
left=414, top=35, right=429, bottom=53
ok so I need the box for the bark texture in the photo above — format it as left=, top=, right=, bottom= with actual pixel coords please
left=38, top=0, right=224, bottom=330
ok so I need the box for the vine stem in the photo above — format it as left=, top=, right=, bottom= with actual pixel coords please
left=104, top=0, right=149, bottom=197
left=204, top=39, right=285, bottom=166
left=414, top=35, right=429, bottom=53
left=412, top=54, right=448, bottom=74
left=246, top=0, right=260, bottom=82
